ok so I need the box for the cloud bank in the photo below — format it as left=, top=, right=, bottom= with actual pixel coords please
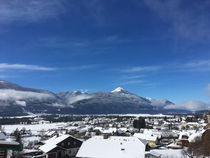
left=165, top=100, right=210, bottom=111
left=0, top=89, right=54, bottom=101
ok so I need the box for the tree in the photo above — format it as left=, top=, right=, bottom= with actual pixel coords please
left=133, top=117, right=145, bottom=131
left=187, top=129, right=210, bottom=157
left=14, top=128, right=22, bottom=145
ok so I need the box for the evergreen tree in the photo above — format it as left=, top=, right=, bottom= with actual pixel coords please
left=133, top=117, right=146, bottom=131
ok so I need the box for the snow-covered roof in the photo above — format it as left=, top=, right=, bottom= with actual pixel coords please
left=39, top=135, right=70, bottom=153
left=134, top=133, right=158, bottom=142
left=149, top=149, right=186, bottom=158
left=146, top=150, right=161, bottom=157
left=0, top=140, right=19, bottom=145
left=103, top=127, right=117, bottom=134
left=188, top=130, right=205, bottom=142
left=167, top=142, right=182, bottom=148
left=76, top=136, right=146, bottom=158
left=0, top=133, right=7, bottom=140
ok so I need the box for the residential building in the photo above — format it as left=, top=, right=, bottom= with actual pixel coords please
left=76, top=136, right=146, bottom=158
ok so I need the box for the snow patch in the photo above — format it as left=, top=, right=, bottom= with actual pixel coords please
left=111, top=87, right=126, bottom=93
left=15, top=100, right=26, bottom=106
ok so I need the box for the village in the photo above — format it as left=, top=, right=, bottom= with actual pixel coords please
left=0, top=112, right=210, bottom=158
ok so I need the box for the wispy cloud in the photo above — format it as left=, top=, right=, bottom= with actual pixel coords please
left=68, top=65, right=99, bottom=71
left=143, top=0, right=210, bottom=41
left=122, top=75, right=145, bottom=80
left=0, top=63, right=56, bottom=71
left=207, top=84, right=210, bottom=97
left=120, top=59, right=210, bottom=74
left=0, top=0, right=109, bottom=25
left=38, top=35, right=131, bottom=50
left=120, top=79, right=144, bottom=85
left=121, top=66, right=160, bottom=73
left=0, top=75, right=13, bottom=79
left=173, top=60, right=210, bottom=72
left=0, top=0, right=65, bottom=24
left=39, top=37, right=90, bottom=48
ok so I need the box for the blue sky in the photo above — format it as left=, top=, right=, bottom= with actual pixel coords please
left=0, top=0, right=210, bottom=110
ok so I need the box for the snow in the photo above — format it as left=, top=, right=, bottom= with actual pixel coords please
left=134, top=133, right=158, bottom=142
left=3, top=122, right=68, bottom=135
left=150, top=149, right=187, bottom=158
left=0, top=140, right=19, bottom=145
left=111, top=87, right=126, bottom=93
left=76, top=136, right=146, bottom=158
left=40, top=135, right=70, bottom=153
left=121, top=113, right=173, bottom=118
left=103, top=128, right=117, bottom=134
left=167, top=142, right=182, bottom=148
left=15, top=100, right=26, bottom=106
left=0, top=133, right=7, bottom=140
left=22, top=136, right=41, bottom=146
left=146, top=150, right=161, bottom=157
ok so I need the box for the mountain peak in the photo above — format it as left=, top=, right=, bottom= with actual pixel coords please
left=111, top=87, right=127, bottom=93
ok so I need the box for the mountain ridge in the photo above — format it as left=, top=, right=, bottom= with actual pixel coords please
left=0, top=80, right=190, bottom=116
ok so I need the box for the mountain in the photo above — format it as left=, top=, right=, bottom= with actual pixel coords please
left=0, top=81, right=189, bottom=116
left=70, top=88, right=153, bottom=114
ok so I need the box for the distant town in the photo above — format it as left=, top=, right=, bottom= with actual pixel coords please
left=0, top=111, right=210, bottom=158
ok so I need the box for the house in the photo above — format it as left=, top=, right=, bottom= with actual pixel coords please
left=39, top=134, right=83, bottom=158
left=145, top=150, right=161, bottom=158
left=175, top=133, right=189, bottom=147
left=146, top=149, right=188, bottom=158
left=76, top=136, right=146, bottom=158
left=134, top=133, right=159, bottom=147
left=166, top=142, right=182, bottom=149
left=0, top=133, right=22, bottom=158
left=204, top=123, right=210, bottom=129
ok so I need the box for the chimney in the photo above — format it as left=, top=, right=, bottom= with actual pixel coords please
left=103, top=134, right=109, bottom=139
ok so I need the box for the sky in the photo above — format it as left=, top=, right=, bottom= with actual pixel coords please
left=0, top=0, right=210, bottom=111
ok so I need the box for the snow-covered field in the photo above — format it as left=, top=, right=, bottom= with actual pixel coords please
left=2, top=122, right=68, bottom=135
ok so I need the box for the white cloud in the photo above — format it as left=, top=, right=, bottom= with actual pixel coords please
left=0, top=63, right=56, bottom=71
left=121, top=66, right=160, bottom=73
left=164, top=100, right=210, bottom=111
left=146, top=97, right=172, bottom=107
left=67, top=94, right=92, bottom=104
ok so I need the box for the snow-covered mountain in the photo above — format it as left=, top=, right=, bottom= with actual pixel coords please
left=0, top=80, right=185, bottom=116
